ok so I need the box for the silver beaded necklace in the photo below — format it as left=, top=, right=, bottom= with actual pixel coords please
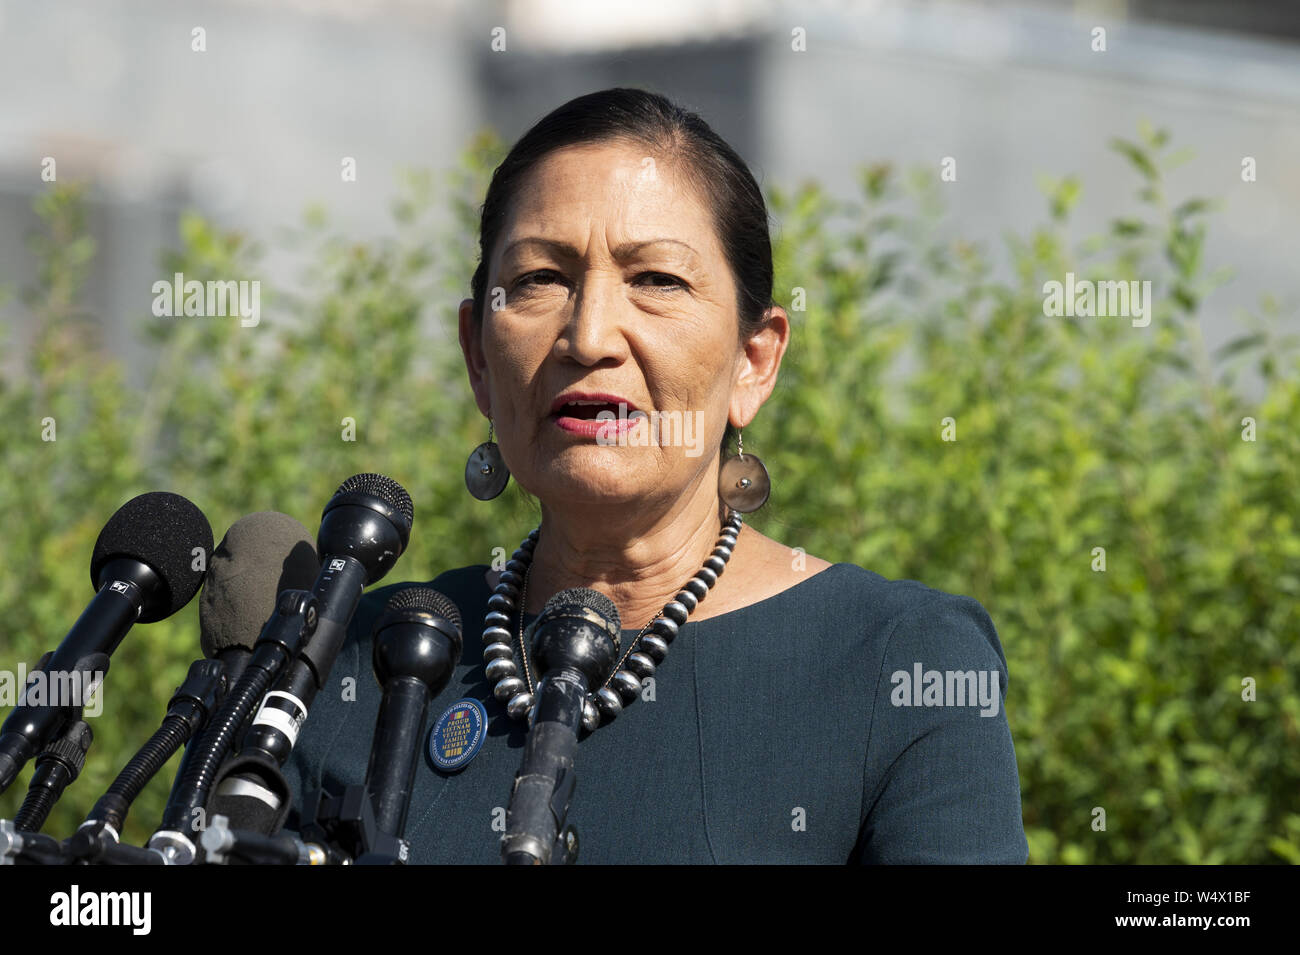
left=482, top=511, right=744, bottom=733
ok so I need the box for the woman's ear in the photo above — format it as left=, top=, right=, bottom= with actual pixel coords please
left=458, top=297, right=493, bottom=418
left=729, top=305, right=791, bottom=429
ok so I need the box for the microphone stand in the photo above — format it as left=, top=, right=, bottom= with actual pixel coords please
left=1, top=820, right=168, bottom=865
left=0, top=819, right=68, bottom=865
left=11, top=718, right=93, bottom=833
left=199, top=813, right=340, bottom=865
left=298, top=784, right=409, bottom=865
left=66, top=659, right=224, bottom=863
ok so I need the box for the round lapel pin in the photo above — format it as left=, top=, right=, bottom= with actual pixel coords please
left=428, top=697, right=487, bottom=772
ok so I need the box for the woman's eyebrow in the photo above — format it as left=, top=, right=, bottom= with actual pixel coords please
left=502, top=236, right=703, bottom=267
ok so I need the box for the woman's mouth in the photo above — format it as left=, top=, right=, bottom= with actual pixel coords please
left=550, top=392, right=644, bottom=439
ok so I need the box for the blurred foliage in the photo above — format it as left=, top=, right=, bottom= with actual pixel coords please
left=0, top=124, right=1296, bottom=862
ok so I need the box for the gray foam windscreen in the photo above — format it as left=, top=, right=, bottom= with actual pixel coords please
left=199, top=511, right=320, bottom=658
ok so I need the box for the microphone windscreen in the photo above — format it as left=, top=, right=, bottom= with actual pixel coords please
left=372, top=588, right=464, bottom=688
left=90, top=491, right=215, bottom=623
left=543, top=587, right=621, bottom=632
left=379, top=587, right=463, bottom=632
left=332, top=472, right=414, bottom=526
left=199, top=511, right=320, bottom=659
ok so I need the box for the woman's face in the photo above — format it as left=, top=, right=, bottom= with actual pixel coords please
left=460, top=140, right=775, bottom=510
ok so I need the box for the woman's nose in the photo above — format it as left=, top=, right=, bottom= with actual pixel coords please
left=554, top=272, right=628, bottom=365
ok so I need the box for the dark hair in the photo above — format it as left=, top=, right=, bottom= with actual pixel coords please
left=469, top=87, right=775, bottom=453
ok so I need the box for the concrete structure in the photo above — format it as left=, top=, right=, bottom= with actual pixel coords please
left=1, top=0, right=1295, bottom=389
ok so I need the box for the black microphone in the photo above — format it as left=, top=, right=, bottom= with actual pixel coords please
left=151, top=479, right=409, bottom=862
left=61, top=512, right=319, bottom=863
left=365, top=588, right=462, bottom=840
left=0, top=492, right=212, bottom=795
left=201, top=473, right=413, bottom=841
left=501, top=588, right=620, bottom=865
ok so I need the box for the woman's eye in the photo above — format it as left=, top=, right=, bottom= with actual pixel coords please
left=516, top=269, right=563, bottom=288
left=635, top=272, right=686, bottom=291
left=514, top=269, right=685, bottom=292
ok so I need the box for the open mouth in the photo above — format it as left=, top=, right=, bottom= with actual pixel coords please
left=552, top=399, right=625, bottom=420
left=550, top=392, right=643, bottom=437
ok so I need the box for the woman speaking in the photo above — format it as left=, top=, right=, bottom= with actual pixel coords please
left=282, top=87, right=1029, bottom=864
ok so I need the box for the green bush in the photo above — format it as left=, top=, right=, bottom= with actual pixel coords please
left=1, top=125, right=1295, bottom=862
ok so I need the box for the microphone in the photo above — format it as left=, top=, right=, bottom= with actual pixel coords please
left=199, top=512, right=322, bottom=691
left=150, top=590, right=319, bottom=863
left=364, top=588, right=462, bottom=840
left=64, top=511, right=319, bottom=863
left=185, top=474, right=414, bottom=845
left=501, top=588, right=620, bottom=865
left=293, top=589, right=460, bottom=866
left=0, top=492, right=212, bottom=795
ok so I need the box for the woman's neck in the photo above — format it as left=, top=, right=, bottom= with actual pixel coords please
left=523, top=481, right=730, bottom=628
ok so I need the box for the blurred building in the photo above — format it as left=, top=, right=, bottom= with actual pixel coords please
left=0, top=0, right=1296, bottom=386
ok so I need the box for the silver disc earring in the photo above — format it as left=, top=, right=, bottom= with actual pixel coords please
left=465, top=419, right=510, bottom=501
left=718, top=430, right=770, bottom=513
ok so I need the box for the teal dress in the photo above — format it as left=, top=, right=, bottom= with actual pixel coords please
left=282, top=562, right=1029, bottom=864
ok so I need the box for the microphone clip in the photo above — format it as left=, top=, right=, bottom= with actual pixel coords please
left=299, top=783, right=410, bottom=865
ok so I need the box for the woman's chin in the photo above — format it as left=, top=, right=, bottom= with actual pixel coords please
left=518, top=456, right=666, bottom=508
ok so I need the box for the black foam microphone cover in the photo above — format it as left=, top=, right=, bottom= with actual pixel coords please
left=0, top=492, right=212, bottom=793
left=90, top=491, right=214, bottom=623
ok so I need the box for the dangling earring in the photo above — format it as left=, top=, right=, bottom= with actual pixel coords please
left=718, top=430, right=770, bottom=512
left=465, top=418, right=510, bottom=500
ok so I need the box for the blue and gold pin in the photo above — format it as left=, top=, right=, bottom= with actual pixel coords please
left=428, top=697, right=487, bottom=772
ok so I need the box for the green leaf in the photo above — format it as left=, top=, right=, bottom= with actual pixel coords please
left=1111, top=138, right=1159, bottom=181
left=1214, top=332, right=1268, bottom=360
